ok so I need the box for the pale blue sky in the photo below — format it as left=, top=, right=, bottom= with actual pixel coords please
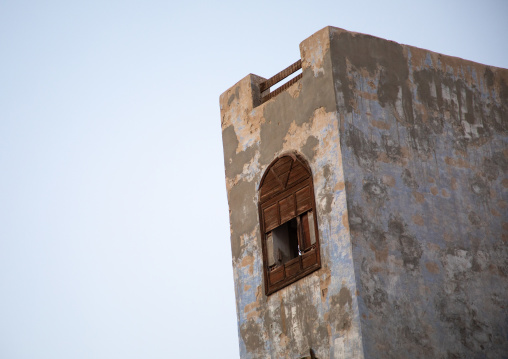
left=0, top=1, right=507, bottom=358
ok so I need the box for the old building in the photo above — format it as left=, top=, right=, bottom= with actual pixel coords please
left=219, top=26, right=508, bottom=359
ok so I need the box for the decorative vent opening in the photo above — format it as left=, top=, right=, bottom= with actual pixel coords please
left=259, top=60, right=302, bottom=104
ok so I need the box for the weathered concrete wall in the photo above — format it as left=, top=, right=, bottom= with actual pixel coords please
left=329, top=28, right=508, bottom=358
left=221, top=26, right=508, bottom=359
left=220, top=28, right=364, bottom=359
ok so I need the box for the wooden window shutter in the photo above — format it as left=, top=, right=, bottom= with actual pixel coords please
left=263, top=203, right=279, bottom=233
left=258, top=153, right=321, bottom=295
left=300, top=212, right=312, bottom=250
left=279, top=194, right=295, bottom=224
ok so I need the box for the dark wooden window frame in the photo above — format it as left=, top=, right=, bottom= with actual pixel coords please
left=258, top=153, right=321, bottom=296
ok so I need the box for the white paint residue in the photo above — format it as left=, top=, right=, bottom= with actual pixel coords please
left=445, top=249, right=472, bottom=278
left=242, top=152, right=260, bottom=182
left=334, top=337, right=345, bottom=359
left=290, top=305, right=304, bottom=352
left=310, top=44, right=325, bottom=77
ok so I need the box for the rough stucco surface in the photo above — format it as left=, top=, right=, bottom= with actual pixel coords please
left=220, top=28, right=364, bottom=359
left=220, top=26, right=508, bottom=359
left=329, top=28, right=508, bottom=359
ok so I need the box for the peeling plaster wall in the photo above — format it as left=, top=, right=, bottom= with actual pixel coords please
left=220, top=28, right=364, bottom=359
left=220, top=26, right=508, bottom=359
left=329, top=28, right=508, bottom=358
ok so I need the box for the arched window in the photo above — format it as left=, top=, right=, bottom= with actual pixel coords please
left=258, top=153, right=321, bottom=295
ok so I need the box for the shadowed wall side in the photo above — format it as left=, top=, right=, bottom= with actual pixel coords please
left=329, top=27, right=508, bottom=359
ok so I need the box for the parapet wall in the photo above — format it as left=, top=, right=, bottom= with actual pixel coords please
left=220, top=26, right=508, bottom=359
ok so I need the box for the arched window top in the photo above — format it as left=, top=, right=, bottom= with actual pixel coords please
left=258, top=153, right=321, bottom=295
left=259, top=153, right=312, bottom=204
